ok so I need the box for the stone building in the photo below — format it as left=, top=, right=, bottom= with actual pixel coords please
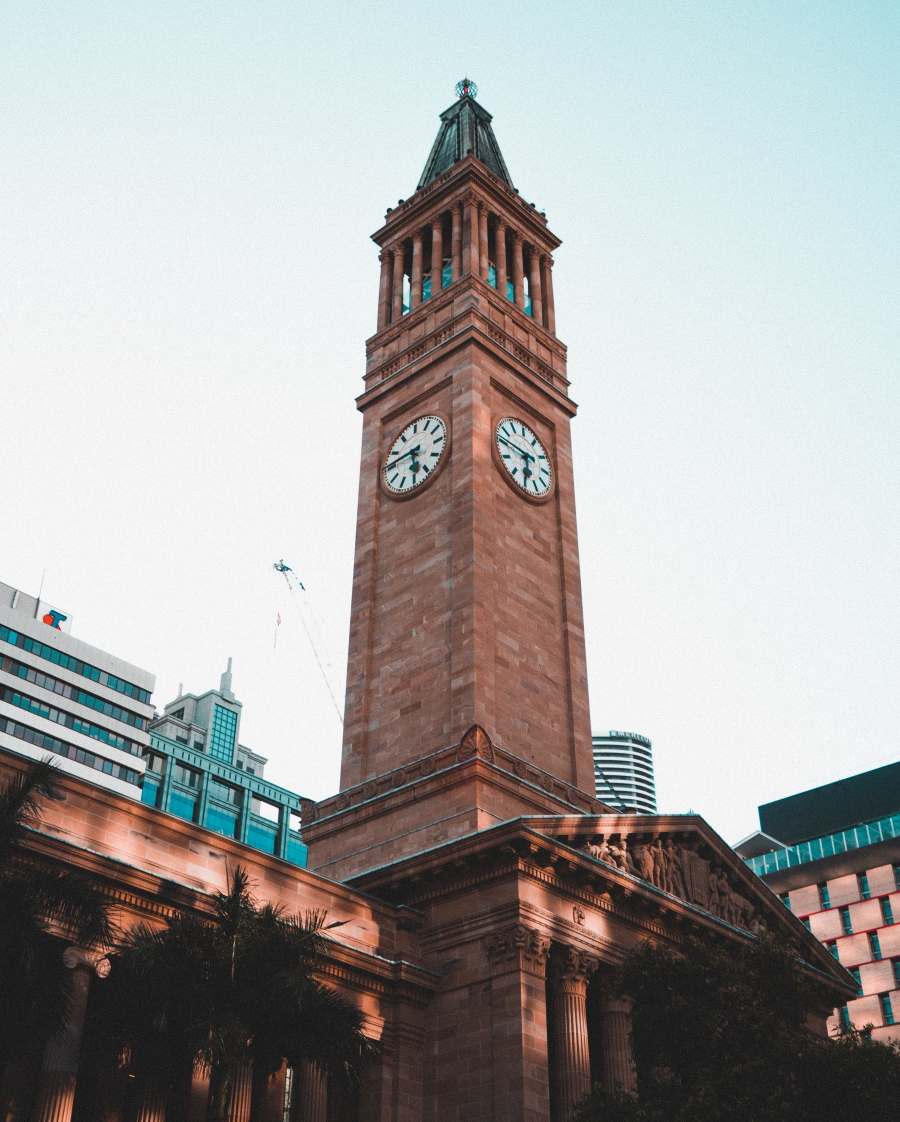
left=2, top=82, right=852, bottom=1122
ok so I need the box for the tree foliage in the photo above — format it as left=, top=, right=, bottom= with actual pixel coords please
left=572, top=935, right=900, bottom=1122
left=95, top=866, right=375, bottom=1121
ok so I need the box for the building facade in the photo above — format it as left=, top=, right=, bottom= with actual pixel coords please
left=0, top=580, right=153, bottom=798
left=591, top=731, right=657, bottom=815
left=0, top=85, right=852, bottom=1122
left=144, top=662, right=307, bottom=866
left=737, top=761, right=900, bottom=1043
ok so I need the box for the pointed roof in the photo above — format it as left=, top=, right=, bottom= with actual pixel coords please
left=418, top=81, right=513, bottom=190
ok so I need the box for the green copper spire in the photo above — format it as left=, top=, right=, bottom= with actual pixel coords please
left=418, top=81, right=514, bottom=190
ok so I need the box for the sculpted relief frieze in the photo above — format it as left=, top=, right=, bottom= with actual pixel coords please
left=577, top=835, right=762, bottom=933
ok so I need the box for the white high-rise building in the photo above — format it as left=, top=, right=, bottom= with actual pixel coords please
left=592, top=730, right=657, bottom=814
left=0, top=581, right=154, bottom=797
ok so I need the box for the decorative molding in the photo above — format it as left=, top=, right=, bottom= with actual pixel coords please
left=549, top=945, right=599, bottom=988
left=457, top=724, right=493, bottom=764
left=63, top=946, right=111, bottom=977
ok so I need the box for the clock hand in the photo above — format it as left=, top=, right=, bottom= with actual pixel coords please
left=385, top=444, right=423, bottom=470
left=497, top=435, right=535, bottom=463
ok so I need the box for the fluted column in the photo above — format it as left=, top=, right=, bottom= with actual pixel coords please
left=528, top=247, right=543, bottom=324
left=462, top=194, right=478, bottom=276
left=376, top=249, right=392, bottom=329
left=134, top=1080, right=167, bottom=1122
left=391, top=244, right=405, bottom=322
left=430, top=218, right=443, bottom=296
left=541, top=254, right=556, bottom=333
left=599, top=988, right=636, bottom=1093
left=229, top=1057, right=253, bottom=1122
left=451, top=203, right=462, bottom=282
left=512, top=233, right=525, bottom=309
left=31, top=947, right=110, bottom=1122
left=549, top=947, right=599, bottom=1120
left=478, top=203, right=489, bottom=278
left=295, top=1061, right=328, bottom=1122
left=410, top=232, right=423, bottom=308
left=494, top=221, right=507, bottom=296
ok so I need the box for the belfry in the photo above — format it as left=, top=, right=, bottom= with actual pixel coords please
left=0, top=82, right=852, bottom=1122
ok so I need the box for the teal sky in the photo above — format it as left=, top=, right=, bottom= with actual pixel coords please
left=1, top=1, right=898, bottom=842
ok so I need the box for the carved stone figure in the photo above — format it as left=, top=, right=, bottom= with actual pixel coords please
left=663, top=838, right=687, bottom=899
left=631, top=841, right=655, bottom=883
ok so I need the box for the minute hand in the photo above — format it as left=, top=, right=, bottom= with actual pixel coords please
left=385, top=444, right=422, bottom=470
left=498, top=435, right=535, bottom=462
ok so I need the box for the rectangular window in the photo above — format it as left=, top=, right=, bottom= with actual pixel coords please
left=818, top=883, right=831, bottom=910
left=839, top=1005, right=851, bottom=1033
left=247, top=817, right=277, bottom=854
left=422, top=275, right=432, bottom=301
left=840, top=906, right=853, bottom=936
left=881, top=897, right=895, bottom=926
left=144, top=753, right=165, bottom=775
left=780, top=893, right=791, bottom=911
left=859, top=872, right=871, bottom=900
left=286, top=834, right=308, bottom=867
left=880, top=993, right=895, bottom=1026
left=208, top=705, right=237, bottom=763
left=209, top=779, right=239, bottom=805
left=870, top=932, right=883, bottom=961
left=894, top=866, right=900, bottom=891
left=140, top=777, right=161, bottom=808
left=205, top=803, right=239, bottom=838
left=801, top=916, right=812, bottom=931
left=172, top=762, right=198, bottom=788
left=167, top=789, right=197, bottom=822
left=825, top=941, right=839, bottom=960
left=850, top=967, right=863, bottom=997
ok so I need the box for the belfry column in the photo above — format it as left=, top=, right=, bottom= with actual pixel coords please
left=410, top=232, right=423, bottom=308
left=430, top=219, right=443, bottom=296
left=541, top=255, right=556, bottom=333
left=451, top=203, right=462, bottom=281
left=598, top=983, right=636, bottom=1094
left=32, top=948, right=109, bottom=1122
left=478, top=203, right=489, bottom=278
left=528, top=248, right=543, bottom=325
left=512, top=233, right=525, bottom=309
left=391, top=245, right=405, bottom=321
left=549, top=947, right=598, bottom=1121
left=484, top=926, right=552, bottom=1122
left=495, top=221, right=507, bottom=296
left=377, top=249, right=392, bottom=329
left=462, top=194, right=478, bottom=275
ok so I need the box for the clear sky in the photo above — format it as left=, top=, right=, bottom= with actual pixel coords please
left=2, top=1, right=898, bottom=844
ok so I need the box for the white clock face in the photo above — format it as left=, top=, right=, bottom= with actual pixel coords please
left=382, top=415, right=448, bottom=494
left=495, top=418, right=552, bottom=497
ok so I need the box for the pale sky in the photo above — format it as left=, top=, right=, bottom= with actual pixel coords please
left=2, top=1, right=898, bottom=845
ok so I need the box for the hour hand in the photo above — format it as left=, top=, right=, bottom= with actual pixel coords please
left=386, top=444, right=421, bottom=469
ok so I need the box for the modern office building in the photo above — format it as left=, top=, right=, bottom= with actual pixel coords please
left=0, top=580, right=152, bottom=798
left=591, top=730, right=657, bottom=814
left=144, top=660, right=307, bottom=866
left=737, top=761, right=900, bottom=1043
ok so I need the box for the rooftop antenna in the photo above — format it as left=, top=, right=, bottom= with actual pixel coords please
left=33, top=569, right=45, bottom=619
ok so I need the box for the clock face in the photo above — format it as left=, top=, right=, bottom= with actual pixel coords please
left=495, top=418, right=552, bottom=497
left=382, top=415, right=448, bottom=495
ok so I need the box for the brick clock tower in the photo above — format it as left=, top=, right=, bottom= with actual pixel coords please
left=298, top=86, right=846, bottom=1122
left=304, top=81, right=610, bottom=880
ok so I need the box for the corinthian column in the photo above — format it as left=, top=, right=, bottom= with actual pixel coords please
left=549, top=947, right=599, bottom=1120
left=451, top=203, right=462, bottom=282
left=541, top=255, right=556, bottom=333
left=32, top=948, right=110, bottom=1122
left=598, top=986, right=636, bottom=1093
left=462, top=194, right=478, bottom=276
left=494, top=221, right=507, bottom=296
left=512, top=234, right=525, bottom=310
left=377, top=249, right=392, bottom=329
left=391, top=244, right=405, bottom=322
left=478, top=203, right=489, bottom=278
left=528, top=248, right=543, bottom=324
left=430, top=218, right=443, bottom=296
left=410, top=232, right=423, bottom=308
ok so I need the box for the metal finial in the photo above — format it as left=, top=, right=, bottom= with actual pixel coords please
left=455, top=77, right=477, bottom=100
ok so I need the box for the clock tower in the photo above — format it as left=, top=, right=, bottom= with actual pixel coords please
left=303, top=82, right=606, bottom=878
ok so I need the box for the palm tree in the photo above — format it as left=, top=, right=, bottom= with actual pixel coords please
left=0, top=757, right=114, bottom=1117
left=99, top=866, right=375, bottom=1121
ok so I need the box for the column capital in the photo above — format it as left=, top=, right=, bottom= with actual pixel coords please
left=63, top=946, right=110, bottom=977
left=483, top=924, right=551, bottom=977
left=549, top=945, right=599, bottom=989
left=511, top=229, right=524, bottom=245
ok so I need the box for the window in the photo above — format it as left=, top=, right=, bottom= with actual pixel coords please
left=175, top=736, right=188, bottom=745
left=206, top=803, right=239, bottom=838
left=838, top=1005, right=851, bottom=1033
left=894, top=866, right=900, bottom=891
left=881, top=897, right=895, bottom=926
left=850, top=967, right=862, bottom=997
left=141, top=777, right=161, bottom=808
left=0, top=685, right=143, bottom=756
left=825, top=941, right=839, bottom=960
left=780, top=893, right=792, bottom=911
left=870, top=932, right=883, bottom=961
left=171, top=708, right=185, bottom=721
left=168, top=789, right=197, bottom=822
left=144, top=753, right=165, bottom=775
left=858, top=872, right=871, bottom=900
left=893, top=958, right=900, bottom=989
left=818, top=883, right=831, bottom=910
left=209, top=779, right=239, bottom=805
left=208, top=705, right=237, bottom=763
left=172, top=762, right=199, bottom=788
left=1, top=655, right=146, bottom=728
left=247, top=818, right=277, bottom=854
left=801, top=917, right=812, bottom=931
left=839, top=906, right=853, bottom=936
left=251, top=797, right=280, bottom=823
left=0, top=715, right=140, bottom=786
left=880, top=993, right=895, bottom=1026
left=193, top=740, right=205, bottom=751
